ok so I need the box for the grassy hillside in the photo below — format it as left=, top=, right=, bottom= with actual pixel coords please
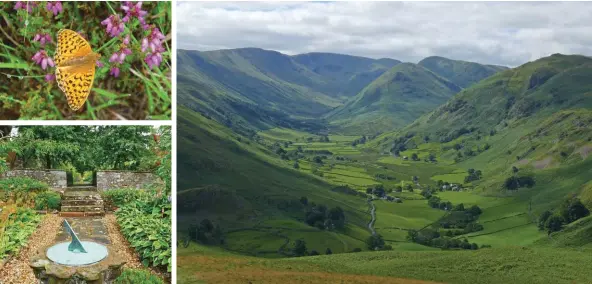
left=365, top=54, right=592, bottom=248
left=418, top=56, right=508, bottom=88
left=328, top=63, right=462, bottom=134
left=178, top=49, right=400, bottom=135
left=177, top=107, right=372, bottom=256
left=292, top=52, right=400, bottom=98
left=395, top=54, right=592, bottom=138
left=179, top=243, right=592, bottom=284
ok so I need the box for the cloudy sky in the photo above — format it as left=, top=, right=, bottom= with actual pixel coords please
left=177, top=2, right=592, bottom=67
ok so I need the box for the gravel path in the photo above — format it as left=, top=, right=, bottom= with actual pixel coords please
left=0, top=213, right=169, bottom=283
left=0, top=214, right=62, bottom=284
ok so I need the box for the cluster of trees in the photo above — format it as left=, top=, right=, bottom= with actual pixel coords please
left=407, top=229, right=481, bottom=250
left=303, top=201, right=346, bottom=230
left=366, top=184, right=387, bottom=197
left=374, top=173, right=395, bottom=180
left=365, top=234, right=392, bottom=251
left=331, top=186, right=367, bottom=198
left=2, top=126, right=165, bottom=173
left=289, top=239, right=333, bottom=257
left=351, top=135, right=367, bottom=147
left=439, top=207, right=483, bottom=232
left=464, top=168, right=483, bottom=183
left=304, top=150, right=333, bottom=155
left=427, top=196, right=453, bottom=210
left=451, top=143, right=490, bottom=162
left=187, top=219, right=224, bottom=245
left=504, top=176, right=535, bottom=190
left=438, top=125, right=477, bottom=143
left=538, top=198, right=590, bottom=234
left=435, top=180, right=463, bottom=191
left=312, top=155, right=327, bottom=164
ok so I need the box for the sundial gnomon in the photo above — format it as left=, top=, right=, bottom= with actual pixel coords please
left=63, top=219, right=88, bottom=253
left=46, top=219, right=109, bottom=266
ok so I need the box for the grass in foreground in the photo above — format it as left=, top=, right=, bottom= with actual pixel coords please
left=178, top=242, right=592, bottom=284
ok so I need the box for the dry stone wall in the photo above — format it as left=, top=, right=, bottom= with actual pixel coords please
left=2, top=169, right=67, bottom=189
left=96, top=171, right=161, bottom=191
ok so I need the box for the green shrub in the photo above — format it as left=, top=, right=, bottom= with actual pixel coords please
left=114, top=269, right=163, bottom=284
left=34, top=191, right=61, bottom=210
left=102, top=189, right=150, bottom=208
left=115, top=204, right=171, bottom=272
left=0, top=177, right=48, bottom=204
left=0, top=208, right=42, bottom=259
left=0, top=177, right=48, bottom=192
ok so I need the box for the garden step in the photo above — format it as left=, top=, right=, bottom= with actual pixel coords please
left=66, top=186, right=98, bottom=192
left=61, top=205, right=104, bottom=213
left=59, top=212, right=105, bottom=217
left=62, top=191, right=102, bottom=201
left=61, top=199, right=104, bottom=206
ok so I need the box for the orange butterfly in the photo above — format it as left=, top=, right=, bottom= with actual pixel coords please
left=54, top=29, right=100, bottom=111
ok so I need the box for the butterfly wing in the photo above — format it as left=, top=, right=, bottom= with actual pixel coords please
left=54, top=29, right=97, bottom=111
left=56, top=62, right=96, bottom=111
left=54, top=29, right=92, bottom=66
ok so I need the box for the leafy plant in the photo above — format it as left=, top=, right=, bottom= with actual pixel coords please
left=0, top=177, right=48, bottom=205
left=0, top=207, right=42, bottom=259
left=115, top=198, right=171, bottom=272
left=114, top=269, right=163, bottom=284
left=34, top=190, right=61, bottom=210
left=102, top=188, right=150, bottom=209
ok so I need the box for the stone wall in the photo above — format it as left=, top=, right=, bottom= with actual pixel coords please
left=2, top=169, right=67, bottom=189
left=96, top=171, right=161, bottom=191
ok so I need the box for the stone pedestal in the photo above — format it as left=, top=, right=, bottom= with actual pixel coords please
left=29, top=242, right=126, bottom=284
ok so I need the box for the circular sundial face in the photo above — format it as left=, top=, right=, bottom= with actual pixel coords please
left=46, top=241, right=108, bottom=266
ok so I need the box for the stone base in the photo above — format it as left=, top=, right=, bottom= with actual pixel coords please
left=29, top=241, right=126, bottom=284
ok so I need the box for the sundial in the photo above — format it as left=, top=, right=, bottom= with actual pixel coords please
left=46, top=220, right=108, bottom=266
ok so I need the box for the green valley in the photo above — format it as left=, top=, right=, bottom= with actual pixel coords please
left=177, top=49, right=592, bottom=284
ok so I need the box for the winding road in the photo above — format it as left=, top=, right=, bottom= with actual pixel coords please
left=368, top=199, right=376, bottom=235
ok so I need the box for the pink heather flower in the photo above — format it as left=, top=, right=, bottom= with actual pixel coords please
left=32, top=50, right=55, bottom=70
left=45, top=74, right=55, bottom=82
left=96, top=60, right=104, bottom=68
left=109, top=48, right=132, bottom=65
left=121, top=1, right=147, bottom=24
left=101, top=15, right=125, bottom=38
left=141, top=27, right=166, bottom=53
left=123, top=35, right=130, bottom=45
left=33, top=33, right=52, bottom=47
left=144, top=46, right=164, bottom=70
left=14, top=1, right=37, bottom=13
left=46, top=1, right=62, bottom=16
left=110, top=67, right=120, bottom=77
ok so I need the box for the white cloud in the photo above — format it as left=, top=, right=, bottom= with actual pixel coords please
left=176, top=1, right=592, bottom=67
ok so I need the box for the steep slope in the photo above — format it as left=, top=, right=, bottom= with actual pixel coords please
left=372, top=53, right=592, bottom=216
left=292, top=52, right=401, bottom=98
left=177, top=106, right=371, bottom=256
left=418, top=56, right=508, bottom=88
left=396, top=54, right=592, bottom=140
left=177, top=49, right=339, bottom=117
left=178, top=49, right=400, bottom=135
left=328, top=63, right=462, bottom=134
